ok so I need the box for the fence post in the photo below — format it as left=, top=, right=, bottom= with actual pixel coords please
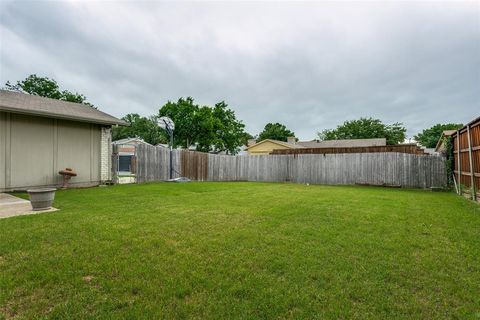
left=136, top=144, right=143, bottom=183
left=467, top=125, right=476, bottom=201
left=111, top=144, right=118, bottom=184
left=456, top=130, right=461, bottom=195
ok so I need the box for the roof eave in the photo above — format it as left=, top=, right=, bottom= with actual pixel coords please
left=0, top=106, right=128, bottom=126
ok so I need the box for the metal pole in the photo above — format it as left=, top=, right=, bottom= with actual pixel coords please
left=169, top=132, right=173, bottom=180
left=467, top=125, right=476, bottom=201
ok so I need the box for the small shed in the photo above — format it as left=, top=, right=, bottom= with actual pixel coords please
left=112, top=137, right=152, bottom=173
left=0, top=90, right=127, bottom=191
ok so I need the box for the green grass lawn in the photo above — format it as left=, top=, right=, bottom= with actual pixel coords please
left=1, top=182, right=479, bottom=319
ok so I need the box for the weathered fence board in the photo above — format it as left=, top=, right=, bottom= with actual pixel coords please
left=181, top=150, right=208, bottom=181
left=135, top=145, right=446, bottom=188
left=136, top=144, right=181, bottom=183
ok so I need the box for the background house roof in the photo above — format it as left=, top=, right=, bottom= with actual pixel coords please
left=112, top=137, right=152, bottom=145
left=297, top=138, right=387, bottom=148
left=440, top=130, right=457, bottom=136
left=434, top=129, right=459, bottom=151
left=0, top=89, right=127, bottom=126
left=245, top=139, right=305, bottom=150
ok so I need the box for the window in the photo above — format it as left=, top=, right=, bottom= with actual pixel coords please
left=119, top=155, right=132, bottom=173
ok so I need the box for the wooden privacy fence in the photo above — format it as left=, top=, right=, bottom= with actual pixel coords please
left=206, top=153, right=445, bottom=187
left=181, top=150, right=208, bottom=181
left=135, top=144, right=182, bottom=183
left=452, top=117, right=480, bottom=201
left=134, top=144, right=446, bottom=188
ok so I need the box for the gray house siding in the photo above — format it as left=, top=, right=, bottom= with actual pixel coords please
left=0, top=111, right=103, bottom=191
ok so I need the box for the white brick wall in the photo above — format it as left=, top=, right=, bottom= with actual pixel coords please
left=100, top=127, right=112, bottom=182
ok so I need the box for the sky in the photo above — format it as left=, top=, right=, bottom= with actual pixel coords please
left=0, top=1, right=479, bottom=140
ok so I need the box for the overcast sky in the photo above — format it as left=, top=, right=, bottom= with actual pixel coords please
left=0, top=1, right=478, bottom=140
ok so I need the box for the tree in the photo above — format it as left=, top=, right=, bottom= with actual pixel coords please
left=112, top=113, right=166, bottom=145
left=414, top=123, right=463, bottom=148
left=158, top=98, right=247, bottom=154
left=318, top=117, right=406, bottom=145
left=241, top=132, right=255, bottom=146
left=4, top=74, right=94, bottom=107
left=257, top=123, right=295, bottom=142
left=158, top=97, right=202, bottom=149
left=210, top=101, right=246, bottom=154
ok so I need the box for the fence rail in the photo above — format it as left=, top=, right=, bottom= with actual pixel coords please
left=134, top=145, right=446, bottom=188
left=271, top=144, right=428, bottom=155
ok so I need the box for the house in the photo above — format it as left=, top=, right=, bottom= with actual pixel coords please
left=0, top=89, right=126, bottom=191
left=419, top=146, right=438, bottom=155
left=246, top=137, right=388, bottom=155
left=112, top=137, right=152, bottom=173
left=434, top=130, right=456, bottom=154
left=245, top=137, right=304, bottom=155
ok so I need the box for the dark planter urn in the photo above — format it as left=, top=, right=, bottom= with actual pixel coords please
left=27, top=188, right=56, bottom=211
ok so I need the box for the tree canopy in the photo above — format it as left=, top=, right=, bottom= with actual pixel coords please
left=4, top=74, right=94, bottom=107
left=112, top=114, right=167, bottom=145
left=414, top=123, right=463, bottom=148
left=158, top=98, right=247, bottom=154
left=257, top=123, right=295, bottom=142
left=318, top=117, right=406, bottom=145
left=210, top=101, right=248, bottom=154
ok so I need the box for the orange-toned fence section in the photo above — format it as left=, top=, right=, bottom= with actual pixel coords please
left=271, top=144, right=428, bottom=155
left=181, top=150, right=208, bottom=181
left=452, top=117, right=480, bottom=201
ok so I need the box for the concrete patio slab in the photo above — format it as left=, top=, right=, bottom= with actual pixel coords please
left=0, top=193, right=58, bottom=219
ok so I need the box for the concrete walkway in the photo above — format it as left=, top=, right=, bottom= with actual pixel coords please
left=0, top=193, right=57, bottom=219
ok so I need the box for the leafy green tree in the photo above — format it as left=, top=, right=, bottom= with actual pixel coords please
left=112, top=113, right=166, bottom=145
left=158, top=98, right=247, bottom=154
left=60, top=90, right=90, bottom=104
left=4, top=74, right=94, bottom=107
left=414, top=123, right=463, bottom=148
left=210, top=101, right=246, bottom=154
left=318, top=117, right=407, bottom=145
left=257, top=123, right=295, bottom=142
left=158, top=97, right=202, bottom=149
left=242, top=132, right=255, bottom=145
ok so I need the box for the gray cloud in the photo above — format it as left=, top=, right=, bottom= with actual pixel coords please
left=1, top=1, right=479, bottom=140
